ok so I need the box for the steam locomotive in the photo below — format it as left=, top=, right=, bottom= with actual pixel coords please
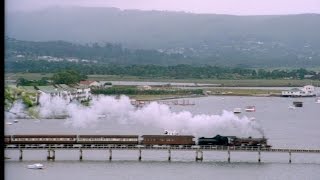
left=198, top=135, right=271, bottom=148
left=5, top=134, right=271, bottom=148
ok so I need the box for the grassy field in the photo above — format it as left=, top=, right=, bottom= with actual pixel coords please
left=5, top=73, right=320, bottom=87
left=5, top=73, right=54, bottom=80
left=203, top=88, right=282, bottom=96
left=127, top=95, right=200, bottom=101
left=88, top=75, right=320, bottom=87
left=128, top=89, right=280, bottom=100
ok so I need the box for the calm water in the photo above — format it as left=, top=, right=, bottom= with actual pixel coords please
left=5, top=96, right=320, bottom=180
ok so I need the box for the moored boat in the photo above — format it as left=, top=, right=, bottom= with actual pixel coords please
left=233, top=108, right=242, bottom=114
left=293, top=101, right=303, bottom=107
left=288, top=105, right=295, bottom=109
left=245, top=106, right=256, bottom=112
left=27, top=163, right=44, bottom=169
left=315, top=98, right=320, bottom=104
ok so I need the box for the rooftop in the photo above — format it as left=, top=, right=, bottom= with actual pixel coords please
left=36, top=86, right=58, bottom=93
left=79, top=80, right=97, bottom=86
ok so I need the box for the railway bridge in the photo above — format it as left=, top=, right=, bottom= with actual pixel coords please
left=5, top=144, right=320, bottom=163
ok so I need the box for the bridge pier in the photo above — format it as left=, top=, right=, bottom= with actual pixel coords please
left=138, top=148, right=142, bottom=161
left=227, top=147, right=231, bottom=163
left=52, top=150, right=55, bottom=160
left=168, top=148, right=171, bottom=162
left=258, top=149, right=261, bottom=163
left=47, top=150, right=55, bottom=161
left=109, top=149, right=112, bottom=161
left=195, top=150, right=203, bottom=161
left=79, top=149, right=83, bottom=161
left=47, top=150, right=50, bottom=160
left=289, top=151, right=292, bottom=163
left=195, top=150, right=199, bottom=161
left=19, top=149, right=23, bottom=161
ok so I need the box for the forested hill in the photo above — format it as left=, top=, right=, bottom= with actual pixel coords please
left=5, top=37, right=188, bottom=65
left=5, top=7, right=320, bottom=68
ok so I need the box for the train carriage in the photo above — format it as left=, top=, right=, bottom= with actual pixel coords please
left=10, top=135, right=77, bottom=144
left=4, top=135, right=11, bottom=144
left=141, top=135, right=195, bottom=145
left=77, top=135, right=139, bottom=144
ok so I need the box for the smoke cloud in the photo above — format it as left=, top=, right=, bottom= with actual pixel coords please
left=34, top=94, right=265, bottom=137
left=6, top=100, right=28, bottom=119
left=38, top=93, right=69, bottom=118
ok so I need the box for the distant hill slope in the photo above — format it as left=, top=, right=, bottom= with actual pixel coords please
left=5, top=37, right=320, bottom=68
left=5, top=7, right=320, bottom=67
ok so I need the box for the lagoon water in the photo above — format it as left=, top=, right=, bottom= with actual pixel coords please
left=5, top=96, right=320, bottom=180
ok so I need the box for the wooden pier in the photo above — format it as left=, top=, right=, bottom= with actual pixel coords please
left=5, top=144, right=320, bottom=163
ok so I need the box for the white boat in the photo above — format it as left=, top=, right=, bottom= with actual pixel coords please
left=245, top=106, right=256, bottom=112
left=288, top=105, right=295, bottom=109
left=13, top=119, right=19, bottom=123
left=249, top=117, right=256, bottom=121
left=315, top=98, right=320, bottom=104
left=97, top=114, right=107, bottom=119
left=233, top=108, right=242, bottom=114
left=6, top=122, right=13, bottom=125
left=27, top=163, right=44, bottom=169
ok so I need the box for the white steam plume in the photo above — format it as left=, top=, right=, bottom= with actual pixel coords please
left=38, top=93, right=69, bottom=118
left=6, top=100, right=28, bottom=119
left=35, top=94, right=265, bottom=137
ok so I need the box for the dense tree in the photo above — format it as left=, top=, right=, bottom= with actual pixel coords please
left=5, top=60, right=319, bottom=80
left=52, top=70, right=87, bottom=85
left=17, top=77, right=49, bottom=86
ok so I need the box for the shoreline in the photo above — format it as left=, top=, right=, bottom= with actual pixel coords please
left=6, top=73, right=320, bottom=87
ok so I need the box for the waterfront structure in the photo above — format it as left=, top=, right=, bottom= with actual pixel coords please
left=281, top=85, right=316, bottom=97
left=26, top=84, right=92, bottom=102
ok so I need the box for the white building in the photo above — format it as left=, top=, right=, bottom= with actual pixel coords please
left=137, top=85, right=152, bottom=90
left=282, top=85, right=316, bottom=97
left=75, top=87, right=91, bottom=102
left=37, top=84, right=92, bottom=102
left=79, top=80, right=101, bottom=88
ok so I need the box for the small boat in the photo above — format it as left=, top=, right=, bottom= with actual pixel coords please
left=97, top=114, right=107, bottom=119
left=288, top=105, right=295, bottom=109
left=249, top=117, right=256, bottom=121
left=27, top=163, right=44, bottom=169
left=315, top=98, right=320, bottom=104
left=293, top=101, right=303, bottom=107
left=13, top=119, right=19, bottom=123
left=233, top=108, right=242, bottom=114
left=6, top=122, right=13, bottom=125
left=245, top=106, right=256, bottom=112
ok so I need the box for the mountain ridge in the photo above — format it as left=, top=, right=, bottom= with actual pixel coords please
left=5, top=7, right=320, bottom=67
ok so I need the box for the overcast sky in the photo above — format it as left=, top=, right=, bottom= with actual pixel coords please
left=6, top=0, right=320, bottom=15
